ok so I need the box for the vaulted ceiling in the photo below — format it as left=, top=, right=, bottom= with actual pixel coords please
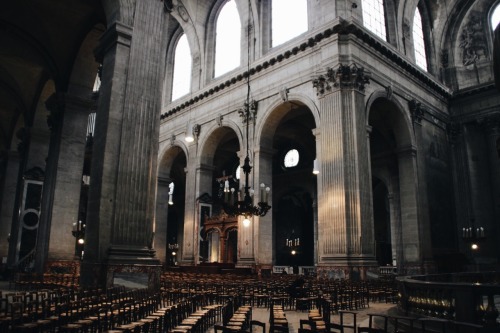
left=0, top=0, right=105, bottom=155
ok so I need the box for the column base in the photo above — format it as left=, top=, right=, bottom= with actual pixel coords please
left=317, top=256, right=378, bottom=280
left=80, top=246, right=161, bottom=290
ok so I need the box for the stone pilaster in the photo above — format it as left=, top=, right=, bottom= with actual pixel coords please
left=254, top=146, right=274, bottom=267
left=155, top=176, right=172, bottom=264
left=408, top=99, right=434, bottom=271
left=0, top=151, right=20, bottom=259
left=448, top=122, right=473, bottom=253
left=238, top=150, right=255, bottom=267
left=81, top=1, right=165, bottom=289
left=186, top=162, right=213, bottom=265
left=35, top=92, right=65, bottom=274
left=47, top=94, right=92, bottom=261
left=479, top=115, right=500, bottom=262
left=312, top=63, right=377, bottom=277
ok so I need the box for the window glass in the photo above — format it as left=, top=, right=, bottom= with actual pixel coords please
left=272, top=0, right=308, bottom=47
left=215, top=0, right=241, bottom=77
left=491, top=4, right=500, bottom=30
left=172, top=34, right=191, bottom=100
left=284, top=149, right=299, bottom=168
left=362, top=0, right=387, bottom=41
left=413, top=7, right=428, bottom=71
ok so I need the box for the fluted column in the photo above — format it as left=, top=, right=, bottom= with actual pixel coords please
left=312, top=64, right=377, bottom=278
left=81, top=1, right=166, bottom=288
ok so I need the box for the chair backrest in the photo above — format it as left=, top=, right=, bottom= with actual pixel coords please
left=251, top=320, right=266, bottom=333
left=271, top=325, right=290, bottom=333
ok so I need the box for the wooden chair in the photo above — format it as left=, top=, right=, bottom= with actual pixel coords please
left=271, top=324, right=290, bottom=333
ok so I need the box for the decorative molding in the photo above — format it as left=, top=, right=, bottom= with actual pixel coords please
left=385, top=85, right=393, bottom=100
left=238, top=100, right=258, bottom=123
left=312, top=63, right=370, bottom=96
left=459, top=15, right=487, bottom=67
left=170, top=134, right=175, bottom=146
left=216, top=114, right=223, bottom=127
left=409, top=99, right=425, bottom=124
left=279, top=86, right=289, bottom=101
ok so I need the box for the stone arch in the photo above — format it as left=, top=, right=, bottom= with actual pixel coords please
left=365, top=89, right=415, bottom=149
left=156, top=144, right=188, bottom=265
left=197, top=123, right=243, bottom=167
left=158, top=143, right=189, bottom=178
left=257, top=94, right=319, bottom=149
left=67, top=24, right=104, bottom=95
left=367, top=94, right=421, bottom=273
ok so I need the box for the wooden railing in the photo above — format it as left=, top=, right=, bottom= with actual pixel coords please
left=397, top=272, right=500, bottom=329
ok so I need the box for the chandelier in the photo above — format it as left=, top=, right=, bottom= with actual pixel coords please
left=220, top=8, right=271, bottom=226
left=221, top=101, right=271, bottom=226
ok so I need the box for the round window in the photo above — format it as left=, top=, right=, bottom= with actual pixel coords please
left=284, top=149, right=299, bottom=168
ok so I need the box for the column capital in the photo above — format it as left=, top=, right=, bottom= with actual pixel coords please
left=312, top=63, right=370, bottom=97
left=94, top=21, right=133, bottom=62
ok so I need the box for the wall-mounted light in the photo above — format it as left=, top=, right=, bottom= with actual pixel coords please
left=313, top=159, right=320, bottom=175
left=185, top=123, right=194, bottom=142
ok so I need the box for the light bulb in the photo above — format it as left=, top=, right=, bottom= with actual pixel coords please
left=243, top=217, right=251, bottom=227
left=78, top=238, right=84, bottom=245
left=313, top=159, right=320, bottom=174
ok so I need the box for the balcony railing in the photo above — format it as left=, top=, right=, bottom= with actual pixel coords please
left=397, top=272, right=500, bottom=329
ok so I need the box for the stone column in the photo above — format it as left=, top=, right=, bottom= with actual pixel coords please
left=185, top=162, right=212, bottom=265
left=155, top=176, right=172, bottom=264
left=47, top=94, right=91, bottom=261
left=449, top=123, right=473, bottom=253
left=81, top=1, right=166, bottom=289
left=0, top=151, right=20, bottom=259
left=237, top=150, right=255, bottom=267
left=480, top=116, right=500, bottom=260
left=254, top=146, right=274, bottom=270
left=35, top=93, right=65, bottom=274
left=312, top=129, right=320, bottom=266
left=312, top=64, right=377, bottom=278
left=409, top=100, right=434, bottom=273
left=397, top=148, right=422, bottom=274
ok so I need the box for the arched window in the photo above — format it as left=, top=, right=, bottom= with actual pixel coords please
left=491, top=4, right=500, bottom=31
left=362, top=0, right=387, bottom=41
left=172, top=34, right=191, bottom=101
left=214, top=0, right=240, bottom=78
left=413, top=7, right=428, bottom=71
left=272, top=0, right=307, bottom=47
